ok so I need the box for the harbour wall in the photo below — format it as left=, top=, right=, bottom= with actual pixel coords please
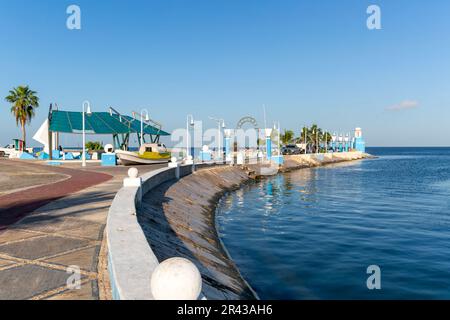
left=106, top=151, right=371, bottom=300
left=282, top=151, right=372, bottom=171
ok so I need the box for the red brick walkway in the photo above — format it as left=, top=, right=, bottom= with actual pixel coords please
left=0, top=161, right=112, bottom=230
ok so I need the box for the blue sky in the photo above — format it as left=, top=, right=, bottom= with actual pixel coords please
left=1, top=0, right=449, bottom=147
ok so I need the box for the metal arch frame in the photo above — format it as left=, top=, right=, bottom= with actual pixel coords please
left=236, top=116, right=259, bottom=130
left=235, top=116, right=261, bottom=151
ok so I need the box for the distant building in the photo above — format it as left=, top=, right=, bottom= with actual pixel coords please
left=353, top=128, right=365, bottom=152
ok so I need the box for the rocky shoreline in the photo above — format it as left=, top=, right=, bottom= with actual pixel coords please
left=281, top=152, right=373, bottom=172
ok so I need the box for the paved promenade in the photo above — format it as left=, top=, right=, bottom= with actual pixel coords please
left=0, top=159, right=112, bottom=230
left=0, top=160, right=165, bottom=300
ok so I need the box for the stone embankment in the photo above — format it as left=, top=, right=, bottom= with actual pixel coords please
left=108, top=152, right=373, bottom=300
left=138, top=166, right=257, bottom=300
left=281, top=151, right=372, bottom=172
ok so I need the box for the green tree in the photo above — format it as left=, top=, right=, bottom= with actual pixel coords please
left=299, top=124, right=332, bottom=153
left=5, top=86, right=39, bottom=148
left=281, top=129, right=294, bottom=145
left=307, top=124, right=322, bottom=153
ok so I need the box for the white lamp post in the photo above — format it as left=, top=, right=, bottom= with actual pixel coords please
left=209, top=117, right=226, bottom=161
left=140, top=109, right=150, bottom=147
left=346, top=132, right=350, bottom=151
left=186, top=114, right=195, bottom=160
left=316, top=129, right=319, bottom=154
left=274, top=122, right=281, bottom=156
left=312, top=128, right=316, bottom=154
left=303, top=125, right=307, bottom=154
left=82, top=101, right=92, bottom=167
left=278, top=122, right=281, bottom=156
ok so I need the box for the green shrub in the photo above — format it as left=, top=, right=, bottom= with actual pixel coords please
left=85, top=141, right=103, bottom=151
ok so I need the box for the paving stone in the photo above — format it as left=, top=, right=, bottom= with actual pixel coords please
left=16, top=216, right=94, bottom=234
left=0, top=160, right=112, bottom=230
left=72, top=210, right=109, bottom=224
left=0, top=236, right=90, bottom=260
left=45, top=280, right=98, bottom=300
left=44, top=246, right=99, bottom=272
left=0, top=229, right=39, bottom=244
left=0, top=264, right=72, bottom=300
left=33, top=195, right=113, bottom=219
left=58, top=223, right=104, bottom=241
left=0, top=163, right=169, bottom=299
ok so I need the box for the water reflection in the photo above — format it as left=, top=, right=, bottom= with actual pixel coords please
left=216, top=149, right=450, bottom=299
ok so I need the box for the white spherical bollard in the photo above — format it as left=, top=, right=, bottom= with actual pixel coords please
left=151, top=257, right=202, bottom=300
left=104, top=144, right=114, bottom=153
left=128, top=167, right=139, bottom=179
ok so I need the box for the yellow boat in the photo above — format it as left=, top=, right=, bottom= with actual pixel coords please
left=116, top=143, right=171, bottom=165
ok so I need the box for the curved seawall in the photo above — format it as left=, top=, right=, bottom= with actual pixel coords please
left=107, top=152, right=370, bottom=299
left=138, top=166, right=257, bottom=300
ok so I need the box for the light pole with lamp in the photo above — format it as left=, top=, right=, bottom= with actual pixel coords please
left=209, top=117, right=226, bottom=161
left=82, top=101, right=92, bottom=167
left=140, top=109, right=150, bottom=147
left=312, top=127, right=317, bottom=154
left=274, top=121, right=281, bottom=157
left=186, top=114, right=195, bottom=164
left=316, top=128, right=319, bottom=154
left=303, top=125, right=307, bottom=154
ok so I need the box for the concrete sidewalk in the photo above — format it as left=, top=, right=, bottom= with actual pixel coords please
left=0, top=177, right=121, bottom=300
left=0, top=159, right=112, bottom=230
left=0, top=163, right=166, bottom=300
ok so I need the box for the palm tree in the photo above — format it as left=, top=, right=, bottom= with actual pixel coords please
left=5, top=86, right=39, bottom=148
left=322, top=131, right=332, bottom=151
left=299, top=124, right=327, bottom=153
left=308, top=124, right=322, bottom=153
left=281, top=129, right=294, bottom=145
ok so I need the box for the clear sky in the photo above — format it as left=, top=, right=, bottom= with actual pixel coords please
left=1, top=0, right=449, bottom=147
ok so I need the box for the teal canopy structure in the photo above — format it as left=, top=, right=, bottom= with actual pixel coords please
left=49, top=111, right=170, bottom=136
left=47, top=105, right=170, bottom=153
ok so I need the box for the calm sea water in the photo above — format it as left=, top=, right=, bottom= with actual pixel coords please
left=216, top=148, right=450, bottom=299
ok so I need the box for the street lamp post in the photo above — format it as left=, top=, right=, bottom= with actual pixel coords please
left=304, top=126, right=307, bottom=154
left=274, top=121, right=281, bottom=156
left=209, top=117, right=226, bottom=161
left=186, top=115, right=195, bottom=161
left=316, top=129, right=319, bottom=154
left=82, top=101, right=92, bottom=167
left=312, top=128, right=317, bottom=154
left=140, top=109, right=150, bottom=147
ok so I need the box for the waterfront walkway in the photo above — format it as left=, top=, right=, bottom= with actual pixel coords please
left=0, top=160, right=112, bottom=230
left=0, top=160, right=165, bottom=300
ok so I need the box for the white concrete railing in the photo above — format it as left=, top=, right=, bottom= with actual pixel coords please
left=107, top=163, right=216, bottom=300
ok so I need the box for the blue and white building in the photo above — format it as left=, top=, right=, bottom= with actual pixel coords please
left=352, top=127, right=366, bottom=152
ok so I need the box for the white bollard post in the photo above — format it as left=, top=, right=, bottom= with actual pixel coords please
left=236, top=151, right=244, bottom=165
left=184, top=155, right=194, bottom=165
left=168, top=157, right=180, bottom=179
left=151, top=257, right=203, bottom=300
left=123, top=168, right=142, bottom=204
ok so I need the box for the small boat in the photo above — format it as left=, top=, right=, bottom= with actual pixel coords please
left=116, top=143, right=171, bottom=165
